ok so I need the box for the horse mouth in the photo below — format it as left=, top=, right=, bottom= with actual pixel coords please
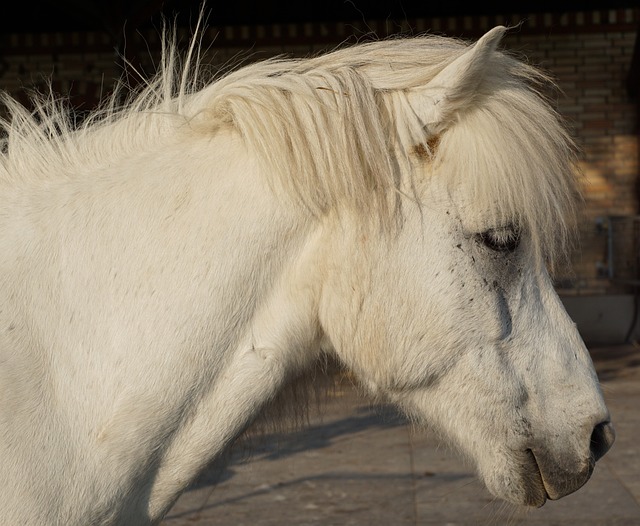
left=526, top=448, right=594, bottom=506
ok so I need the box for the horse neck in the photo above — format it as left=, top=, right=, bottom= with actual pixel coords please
left=0, top=129, right=324, bottom=523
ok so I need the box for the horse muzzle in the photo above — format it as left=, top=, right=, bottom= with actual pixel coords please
left=530, top=420, right=615, bottom=503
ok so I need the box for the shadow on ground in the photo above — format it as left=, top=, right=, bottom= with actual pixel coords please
left=188, top=401, right=408, bottom=491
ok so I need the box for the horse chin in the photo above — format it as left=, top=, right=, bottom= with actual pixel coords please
left=483, top=449, right=548, bottom=508
left=519, top=449, right=549, bottom=507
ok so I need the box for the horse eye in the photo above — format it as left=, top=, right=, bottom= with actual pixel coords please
left=476, top=225, right=521, bottom=252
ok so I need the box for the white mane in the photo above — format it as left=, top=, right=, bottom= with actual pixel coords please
left=0, top=28, right=578, bottom=262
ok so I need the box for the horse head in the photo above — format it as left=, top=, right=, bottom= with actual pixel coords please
left=315, top=26, right=614, bottom=507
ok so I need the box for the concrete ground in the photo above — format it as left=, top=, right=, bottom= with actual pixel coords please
left=162, top=345, right=640, bottom=525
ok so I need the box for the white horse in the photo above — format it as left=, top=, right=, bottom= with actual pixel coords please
left=0, top=25, right=614, bottom=525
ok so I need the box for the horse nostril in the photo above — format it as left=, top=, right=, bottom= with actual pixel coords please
left=590, top=421, right=615, bottom=462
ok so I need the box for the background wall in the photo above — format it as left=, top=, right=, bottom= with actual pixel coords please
left=1, top=6, right=639, bottom=342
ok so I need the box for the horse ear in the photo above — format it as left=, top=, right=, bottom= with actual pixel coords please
left=408, top=25, right=507, bottom=136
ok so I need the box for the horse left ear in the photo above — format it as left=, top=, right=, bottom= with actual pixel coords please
left=408, top=25, right=507, bottom=136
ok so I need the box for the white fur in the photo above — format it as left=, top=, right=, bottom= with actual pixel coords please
left=0, top=25, right=612, bottom=524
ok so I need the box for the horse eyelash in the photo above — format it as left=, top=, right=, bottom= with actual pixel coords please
left=476, top=225, right=521, bottom=252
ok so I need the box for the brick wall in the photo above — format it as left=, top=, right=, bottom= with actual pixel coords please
left=1, top=8, right=638, bottom=295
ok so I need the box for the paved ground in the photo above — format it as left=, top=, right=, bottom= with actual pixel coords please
left=162, top=345, right=640, bottom=525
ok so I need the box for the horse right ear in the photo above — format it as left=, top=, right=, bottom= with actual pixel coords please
left=407, top=26, right=507, bottom=136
